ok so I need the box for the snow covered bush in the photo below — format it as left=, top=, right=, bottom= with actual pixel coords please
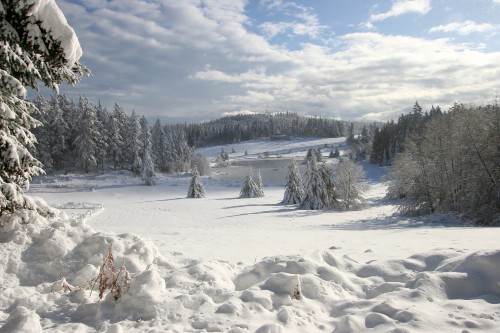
left=187, top=166, right=206, bottom=198
left=282, top=159, right=304, bottom=204
left=333, top=159, right=368, bottom=210
left=0, top=0, right=88, bottom=217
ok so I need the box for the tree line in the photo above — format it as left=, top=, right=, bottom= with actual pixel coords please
left=183, top=112, right=366, bottom=147
left=31, top=95, right=194, bottom=176
left=31, top=95, right=374, bottom=176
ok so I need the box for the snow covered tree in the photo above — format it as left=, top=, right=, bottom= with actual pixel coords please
left=127, top=111, right=142, bottom=175
left=74, top=97, right=98, bottom=173
left=334, top=159, right=368, bottom=210
left=192, top=153, right=212, bottom=176
left=48, top=96, right=70, bottom=170
left=282, top=159, right=304, bottom=204
left=151, top=118, right=169, bottom=172
left=300, top=157, right=338, bottom=210
left=141, top=148, right=155, bottom=186
left=31, top=95, right=54, bottom=169
left=94, top=101, right=108, bottom=171
left=0, top=0, right=88, bottom=216
left=255, top=169, right=265, bottom=197
left=239, top=170, right=263, bottom=198
left=187, top=166, right=206, bottom=198
left=108, top=104, right=125, bottom=170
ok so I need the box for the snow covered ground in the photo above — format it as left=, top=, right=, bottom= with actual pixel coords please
left=2, top=137, right=500, bottom=332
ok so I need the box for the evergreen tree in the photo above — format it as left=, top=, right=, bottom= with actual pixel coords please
left=187, top=166, right=206, bottom=198
left=49, top=96, right=70, bottom=170
left=151, top=119, right=169, bottom=172
left=128, top=111, right=142, bottom=174
left=346, top=123, right=356, bottom=144
left=282, top=160, right=304, bottom=204
left=360, top=125, right=370, bottom=144
left=31, top=95, right=54, bottom=170
left=300, top=157, right=337, bottom=210
left=109, top=104, right=126, bottom=170
left=0, top=0, right=87, bottom=216
left=94, top=101, right=109, bottom=171
left=239, top=171, right=263, bottom=198
left=74, top=97, right=98, bottom=173
left=315, top=149, right=323, bottom=162
left=256, top=169, right=265, bottom=197
left=141, top=147, right=155, bottom=186
left=139, top=116, right=152, bottom=155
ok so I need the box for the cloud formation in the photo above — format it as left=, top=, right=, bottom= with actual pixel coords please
left=57, top=0, right=500, bottom=123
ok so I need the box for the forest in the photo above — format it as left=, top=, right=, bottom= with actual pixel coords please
left=31, top=94, right=369, bottom=174
left=369, top=102, right=499, bottom=225
left=30, top=95, right=499, bottom=224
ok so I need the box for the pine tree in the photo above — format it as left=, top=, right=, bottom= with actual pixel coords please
left=49, top=96, right=70, bottom=170
left=300, top=157, right=337, bottom=210
left=109, top=104, right=126, bottom=170
left=0, top=0, right=87, bottom=216
left=239, top=171, right=263, bottom=198
left=151, top=119, right=169, bottom=172
left=74, top=97, right=98, bottom=173
left=31, top=95, right=54, bottom=170
left=94, top=101, right=109, bottom=171
left=346, top=123, right=356, bottom=144
left=141, top=148, right=155, bottom=186
left=282, top=160, right=304, bottom=204
left=128, top=111, right=142, bottom=174
left=187, top=166, right=206, bottom=198
left=255, top=169, right=265, bottom=197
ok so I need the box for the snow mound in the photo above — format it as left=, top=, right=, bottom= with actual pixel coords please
left=2, top=213, right=500, bottom=332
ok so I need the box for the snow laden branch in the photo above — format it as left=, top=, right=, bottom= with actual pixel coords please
left=1, top=0, right=88, bottom=219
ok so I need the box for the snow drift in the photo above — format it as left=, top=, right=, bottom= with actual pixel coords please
left=1, top=213, right=500, bottom=332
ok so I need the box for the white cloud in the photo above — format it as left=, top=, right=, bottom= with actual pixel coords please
left=366, top=0, right=431, bottom=27
left=429, top=20, right=499, bottom=35
left=59, top=0, right=500, bottom=122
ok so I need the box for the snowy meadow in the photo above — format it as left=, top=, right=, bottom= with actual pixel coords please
left=1, top=137, right=499, bottom=333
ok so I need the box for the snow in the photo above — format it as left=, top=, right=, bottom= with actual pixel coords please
left=30, top=0, right=83, bottom=66
left=1, top=137, right=500, bottom=332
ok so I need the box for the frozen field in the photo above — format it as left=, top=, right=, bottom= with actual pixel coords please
left=1, top=137, right=500, bottom=332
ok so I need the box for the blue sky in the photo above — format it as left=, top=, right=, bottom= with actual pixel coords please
left=57, top=0, right=500, bottom=122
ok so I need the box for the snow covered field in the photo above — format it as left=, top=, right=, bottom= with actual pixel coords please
left=2, top=137, right=500, bottom=332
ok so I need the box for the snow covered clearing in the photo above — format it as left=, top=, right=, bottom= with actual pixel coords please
left=1, top=137, right=500, bottom=332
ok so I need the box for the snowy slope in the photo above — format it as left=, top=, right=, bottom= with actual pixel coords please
left=1, top=137, right=500, bottom=332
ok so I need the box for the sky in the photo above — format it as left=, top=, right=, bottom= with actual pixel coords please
left=55, top=0, right=500, bottom=123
